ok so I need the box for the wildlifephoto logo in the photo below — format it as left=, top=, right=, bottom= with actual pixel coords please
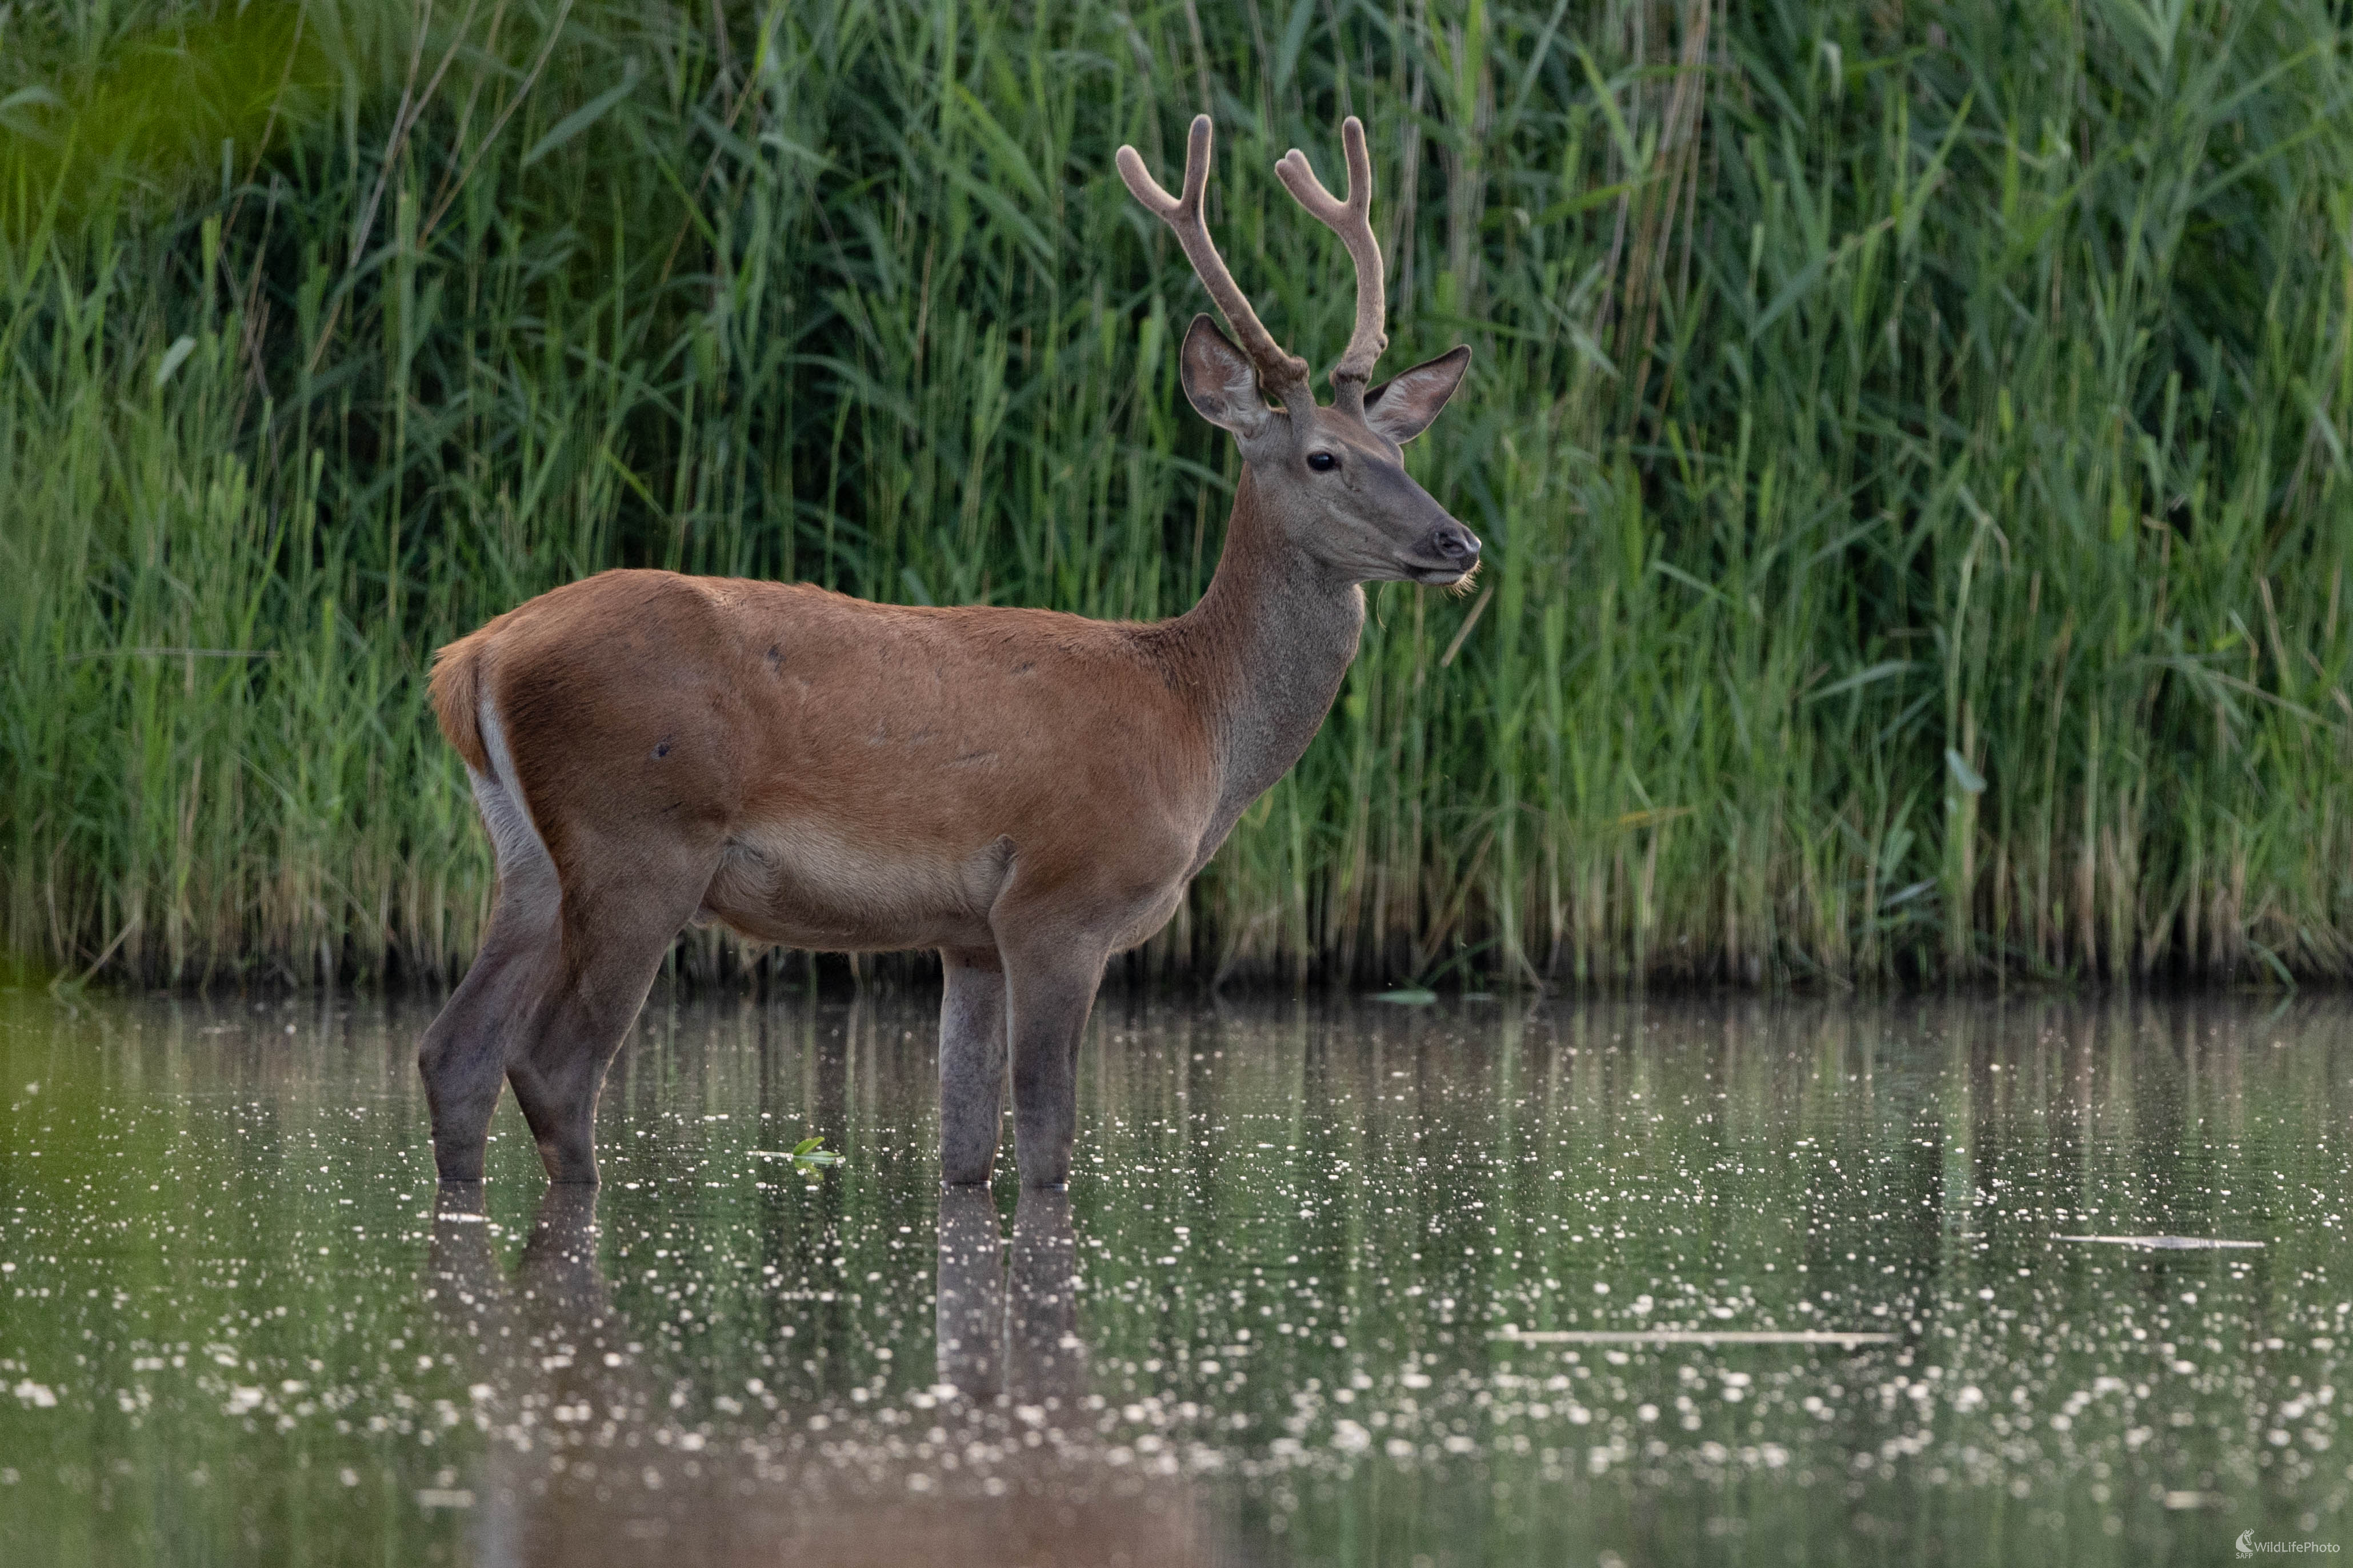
left=2238, top=1530, right=2342, bottom=1557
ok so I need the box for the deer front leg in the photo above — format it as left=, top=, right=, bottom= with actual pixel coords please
left=1001, top=937, right=1108, bottom=1189
left=938, top=946, right=1009, bottom=1186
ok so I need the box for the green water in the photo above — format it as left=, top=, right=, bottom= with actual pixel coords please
left=1, top=990, right=2347, bottom=1564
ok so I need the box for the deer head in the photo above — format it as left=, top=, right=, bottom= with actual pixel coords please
left=1118, top=115, right=1480, bottom=588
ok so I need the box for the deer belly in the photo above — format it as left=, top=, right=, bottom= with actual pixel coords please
left=697, top=822, right=1005, bottom=952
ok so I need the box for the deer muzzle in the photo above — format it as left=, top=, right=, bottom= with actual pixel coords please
left=1409, top=522, right=1480, bottom=583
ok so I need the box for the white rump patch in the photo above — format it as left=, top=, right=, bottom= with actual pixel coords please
left=472, top=693, right=558, bottom=924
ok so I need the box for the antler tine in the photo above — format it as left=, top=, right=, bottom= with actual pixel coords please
left=1274, top=115, right=1387, bottom=415
left=1117, top=115, right=1311, bottom=401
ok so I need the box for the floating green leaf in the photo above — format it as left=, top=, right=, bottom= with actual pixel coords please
left=751, top=1137, right=843, bottom=1177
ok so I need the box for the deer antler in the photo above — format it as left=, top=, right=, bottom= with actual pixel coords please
left=1117, top=115, right=1312, bottom=404
left=1274, top=115, right=1387, bottom=415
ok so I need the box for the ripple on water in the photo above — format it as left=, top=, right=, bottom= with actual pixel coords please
left=1, top=992, right=2348, bottom=1563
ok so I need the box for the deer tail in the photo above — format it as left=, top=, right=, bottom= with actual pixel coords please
left=427, top=629, right=494, bottom=776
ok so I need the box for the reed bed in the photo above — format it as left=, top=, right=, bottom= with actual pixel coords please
left=3, top=0, right=2350, bottom=990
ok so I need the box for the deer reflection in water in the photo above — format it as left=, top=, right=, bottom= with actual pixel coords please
left=425, top=1186, right=1225, bottom=1567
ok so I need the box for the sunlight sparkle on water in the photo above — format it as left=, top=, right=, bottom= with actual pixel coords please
left=2, top=993, right=2348, bottom=1563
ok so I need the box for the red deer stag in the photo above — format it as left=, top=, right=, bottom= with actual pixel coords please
left=419, top=113, right=1478, bottom=1189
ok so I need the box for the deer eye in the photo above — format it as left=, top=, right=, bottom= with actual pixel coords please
left=1307, top=451, right=1340, bottom=472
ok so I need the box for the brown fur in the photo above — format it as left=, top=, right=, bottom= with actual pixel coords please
left=416, top=118, right=1479, bottom=1192
left=427, top=626, right=493, bottom=775
left=415, top=461, right=1465, bottom=1190
left=457, top=568, right=1216, bottom=952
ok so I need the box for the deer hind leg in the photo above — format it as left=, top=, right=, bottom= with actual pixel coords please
left=938, top=945, right=1009, bottom=1186
left=999, top=932, right=1109, bottom=1190
left=502, top=833, right=721, bottom=1185
left=419, top=766, right=563, bottom=1183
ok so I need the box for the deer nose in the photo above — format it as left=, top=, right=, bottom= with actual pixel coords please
left=1428, top=523, right=1480, bottom=565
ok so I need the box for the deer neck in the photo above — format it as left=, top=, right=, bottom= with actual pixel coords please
left=1167, top=468, right=1366, bottom=849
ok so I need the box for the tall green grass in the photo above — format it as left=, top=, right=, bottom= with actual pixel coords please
left=3, top=0, right=2350, bottom=989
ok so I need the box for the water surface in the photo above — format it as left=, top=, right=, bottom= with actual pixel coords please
left=2, top=990, right=2348, bottom=1563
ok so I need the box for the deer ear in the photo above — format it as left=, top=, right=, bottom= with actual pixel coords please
left=1179, top=315, right=1276, bottom=439
left=1363, top=345, right=1471, bottom=444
